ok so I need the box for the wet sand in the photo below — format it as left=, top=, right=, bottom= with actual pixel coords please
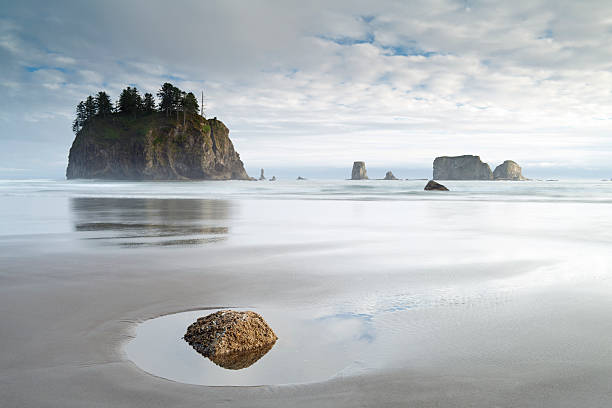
left=2, top=188, right=612, bottom=407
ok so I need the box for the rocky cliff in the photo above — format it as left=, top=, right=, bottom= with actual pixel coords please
left=351, top=161, right=368, bottom=180
left=66, top=112, right=249, bottom=180
left=433, top=155, right=493, bottom=180
left=493, top=160, right=526, bottom=180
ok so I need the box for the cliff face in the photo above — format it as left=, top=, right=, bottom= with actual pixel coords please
left=433, top=155, right=493, bottom=180
left=493, top=160, right=526, bottom=180
left=66, top=113, right=249, bottom=180
left=351, top=161, right=368, bottom=180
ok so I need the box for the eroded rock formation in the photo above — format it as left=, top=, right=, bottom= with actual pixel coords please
left=66, top=113, right=249, bottom=180
left=493, top=160, right=526, bottom=180
left=433, top=155, right=493, bottom=180
left=383, top=171, right=398, bottom=180
left=351, top=161, right=368, bottom=180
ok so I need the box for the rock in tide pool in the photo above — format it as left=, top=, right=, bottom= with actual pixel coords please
left=183, top=310, right=277, bottom=370
left=493, top=160, right=526, bottom=180
left=383, top=171, right=398, bottom=180
left=351, top=161, right=368, bottom=180
left=424, top=180, right=449, bottom=191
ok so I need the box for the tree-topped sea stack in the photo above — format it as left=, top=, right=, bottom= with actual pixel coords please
left=66, top=83, right=249, bottom=180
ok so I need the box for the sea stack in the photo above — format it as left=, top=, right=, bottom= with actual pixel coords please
left=351, top=161, right=368, bottom=180
left=493, top=160, right=526, bottom=180
left=432, top=155, right=493, bottom=180
left=383, top=171, right=398, bottom=180
left=259, top=169, right=265, bottom=180
left=66, top=114, right=249, bottom=180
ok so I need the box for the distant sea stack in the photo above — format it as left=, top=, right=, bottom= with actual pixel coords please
left=351, top=161, right=368, bottom=180
left=493, top=160, right=526, bottom=180
left=383, top=171, right=398, bottom=180
left=433, top=155, right=493, bottom=180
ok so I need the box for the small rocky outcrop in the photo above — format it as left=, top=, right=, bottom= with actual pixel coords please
left=351, top=161, right=368, bottom=180
left=383, top=171, right=398, bottom=180
left=184, top=310, right=278, bottom=370
left=66, top=113, right=249, bottom=180
left=493, top=160, right=526, bottom=180
left=259, top=169, right=265, bottom=180
left=296, top=176, right=306, bottom=180
left=424, top=180, right=449, bottom=191
left=269, top=176, right=276, bottom=181
left=433, top=155, right=493, bottom=180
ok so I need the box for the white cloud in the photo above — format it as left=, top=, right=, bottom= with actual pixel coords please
left=1, top=0, right=612, bottom=177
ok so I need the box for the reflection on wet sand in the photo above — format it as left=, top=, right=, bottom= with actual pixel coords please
left=70, top=197, right=231, bottom=247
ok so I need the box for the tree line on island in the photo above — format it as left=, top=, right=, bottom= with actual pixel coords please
left=72, top=82, right=201, bottom=133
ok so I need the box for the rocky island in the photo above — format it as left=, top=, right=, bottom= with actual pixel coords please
left=433, top=155, right=527, bottom=181
left=351, top=161, right=368, bottom=180
left=66, top=83, right=249, bottom=180
left=493, top=160, right=527, bottom=180
left=433, top=155, right=493, bottom=180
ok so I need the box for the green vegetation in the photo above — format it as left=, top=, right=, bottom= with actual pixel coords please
left=72, top=82, right=204, bottom=134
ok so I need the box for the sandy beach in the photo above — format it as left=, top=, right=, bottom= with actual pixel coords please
left=1, top=180, right=612, bottom=406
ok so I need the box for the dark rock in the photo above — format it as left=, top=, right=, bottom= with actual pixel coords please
left=433, top=155, right=493, bottom=180
left=296, top=176, right=306, bottom=180
left=351, top=161, right=368, bottom=180
left=184, top=310, right=277, bottom=370
left=66, top=113, right=249, bottom=180
left=424, top=180, right=449, bottom=191
left=383, top=171, right=398, bottom=180
left=269, top=176, right=276, bottom=181
left=493, top=160, right=526, bottom=180
left=259, top=168, right=265, bottom=180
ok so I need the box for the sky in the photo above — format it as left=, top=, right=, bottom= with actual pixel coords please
left=1, top=0, right=611, bottom=179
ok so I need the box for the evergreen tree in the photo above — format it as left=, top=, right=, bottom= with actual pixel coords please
left=84, top=96, right=97, bottom=120
left=118, top=86, right=143, bottom=114
left=157, top=82, right=177, bottom=115
left=96, top=91, right=113, bottom=117
left=72, top=101, right=86, bottom=133
left=143, top=93, right=156, bottom=112
left=182, top=92, right=199, bottom=116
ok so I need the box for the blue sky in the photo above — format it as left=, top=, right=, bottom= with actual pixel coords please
left=1, top=0, right=612, bottom=179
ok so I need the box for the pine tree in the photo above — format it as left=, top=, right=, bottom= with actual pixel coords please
left=72, top=101, right=86, bottom=133
left=182, top=92, right=199, bottom=117
left=95, top=92, right=113, bottom=117
left=143, top=93, right=156, bottom=113
left=118, top=86, right=143, bottom=114
left=84, top=96, right=97, bottom=120
left=157, top=82, right=176, bottom=115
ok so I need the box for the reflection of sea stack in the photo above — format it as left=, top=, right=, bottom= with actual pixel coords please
left=383, top=171, right=398, bottom=180
left=183, top=310, right=277, bottom=370
left=259, top=169, right=265, bottom=180
left=351, top=161, right=368, bottom=180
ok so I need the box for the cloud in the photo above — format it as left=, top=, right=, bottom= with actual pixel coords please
left=1, top=0, right=612, bottom=178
